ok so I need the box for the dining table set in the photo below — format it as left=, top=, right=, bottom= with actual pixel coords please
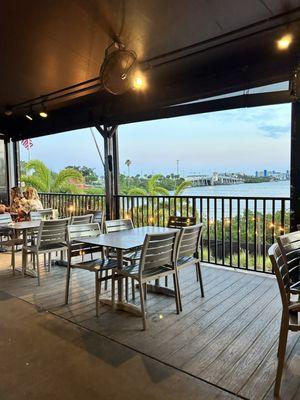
left=0, top=213, right=204, bottom=330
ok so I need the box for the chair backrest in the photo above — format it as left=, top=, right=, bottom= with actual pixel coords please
left=276, top=231, right=300, bottom=282
left=30, top=209, right=53, bottom=221
left=89, top=210, right=104, bottom=230
left=176, top=223, right=203, bottom=260
left=167, top=216, right=196, bottom=228
left=268, top=243, right=291, bottom=311
left=67, top=223, right=101, bottom=259
left=139, top=231, right=179, bottom=275
left=37, top=219, right=69, bottom=248
left=0, top=213, right=12, bottom=224
left=70, top=214, right=93, bottom=225
left=105, top=218, right=133, bottom=233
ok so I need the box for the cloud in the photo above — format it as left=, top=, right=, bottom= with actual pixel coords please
left=258, top=124, right=290, bottom=139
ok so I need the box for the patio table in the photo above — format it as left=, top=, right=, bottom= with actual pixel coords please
left=0, top=221, right=41, bottom=277
left=74, top=226, right=178, bottom=316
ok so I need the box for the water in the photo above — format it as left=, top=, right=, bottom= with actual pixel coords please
left=180, top=180, right=290, bottom=198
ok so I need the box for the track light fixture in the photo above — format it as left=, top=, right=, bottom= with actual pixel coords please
left=39, top=102, right=48, bottom=118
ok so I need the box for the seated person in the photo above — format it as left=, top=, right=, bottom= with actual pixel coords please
left=0, top=203, right=7, bottom=213
left=25, top=187, right=44, bottom=211
left=10, top=186, right=31, bottom=216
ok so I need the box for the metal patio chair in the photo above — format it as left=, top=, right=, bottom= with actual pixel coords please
left=111, top=231, right=180, bottom=330
left=22, top=219, right=69, bottom=285
left=70, top=214, right=93, bottom=225
left=30, top=209, right=53, bottom=221
left=105, top=218, right=141, bottom=299
left=0, top=213, right=23, bottom=274
left=167, top=215, right=196, bottom=228
left=89, top=210, right=105, bottom=231
left=268, top=243, right=300, bottom=398
left=176, top=223, right=204, bottom=311
left=277, top=231, right=300, bottom=295
left=66, top=223, right=117, bottom=317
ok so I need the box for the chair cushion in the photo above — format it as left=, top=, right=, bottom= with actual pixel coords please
left=23, top=243, right=68, bottom=252
left=116, top=263, right=173, bottom=279
left=123, top=249, right=142, bottom=262
left=71, top=258, right=119, bottom=272
left=177, top=255, right=199, bottom=267
left=1, top=238, right=23, bottom=247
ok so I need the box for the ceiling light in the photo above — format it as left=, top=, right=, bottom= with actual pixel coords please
left=39, top=111, right=48, bottom=118
left=25, top=114, right=33, bottom=121
left=277, top=34, right=293, bottom=50
left=133, top=73, right=146, bottom=90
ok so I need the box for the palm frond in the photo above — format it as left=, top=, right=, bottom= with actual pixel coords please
left=21, top=175, right=48, bottom=192
left=174, top=180, right=191, bottom=196
left=128, top=188, right=148, bottom=196
left=150, top=186, right=169, bottom=196
left=53, top=168, right=83, bottom=191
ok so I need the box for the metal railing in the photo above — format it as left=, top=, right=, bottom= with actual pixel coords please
left=117, top=195, right=290, bottom=274
left=38, top=192, right=105, bottom=217
left=37, top=192, right=290, bottom=274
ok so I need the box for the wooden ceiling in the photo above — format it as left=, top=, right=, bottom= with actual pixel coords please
left=0, top=0, right=300, bottom=139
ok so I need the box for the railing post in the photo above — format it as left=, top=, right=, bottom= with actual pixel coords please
left=290, top=67, right=300, bottom=232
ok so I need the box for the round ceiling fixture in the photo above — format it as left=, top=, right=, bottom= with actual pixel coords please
left=100, top=42, right=137, bottom=95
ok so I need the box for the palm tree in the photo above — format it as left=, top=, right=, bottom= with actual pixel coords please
left=125, top=159, right=132, bottom=177
left=21, top=160, right=84, bottom=193
left=128, top=174, right=169, bottom=196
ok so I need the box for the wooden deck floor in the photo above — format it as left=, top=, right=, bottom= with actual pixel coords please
left=0, top=252, right=299, bottom=400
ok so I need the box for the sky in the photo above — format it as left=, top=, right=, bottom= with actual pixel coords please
left=20, top=102, right=291, bottom=177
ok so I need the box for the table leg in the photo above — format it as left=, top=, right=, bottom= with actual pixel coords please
left=14, top=228, right=37, bottom=278
left=99, top=248, right=142, bottom=316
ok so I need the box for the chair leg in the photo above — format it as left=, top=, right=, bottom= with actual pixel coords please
left=11, top=245, right=15, bottom=275
left=139, top=281, right=147, bottom=330
left=195, top=264, right=199, bottom=281
left=131, top=277, right=135, bottom=300
left=36, top=253, right=40, bottom=286
left=175, top=270, right=182, bottom=312
left=43, top=254, right=47, bottom=268
left=172, top=273, right=181, bottom=314
left=104, top=270, right=108, bottom=290
left=125, top=277, right=129, bottom=301
left=196, top=262, right=204, bottom=297
left=32, top=251, right=36, bottom=270
left=277, top=311, right=284, bottom=358
left=274, top=319, right=289, bottom=397
left=22, top=249, right=28, bottom=277
left=95, top=271, right=100, bottom=318
left=99, top=269, right=103, bottom=295
left=48, top=253, right=52, bottom=272
left=111, top=270, right=116, bottom=310
left=65, top=265, right=71, bottom=304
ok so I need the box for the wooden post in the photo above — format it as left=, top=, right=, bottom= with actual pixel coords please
left=95, top=125, right=119, bottom=221
left=290, top=67, right=300, bottom=232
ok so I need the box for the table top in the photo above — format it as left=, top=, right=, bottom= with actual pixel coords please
left=0, top=221, right=41, bottom=230
left=74, top=226, right=178, bottom=250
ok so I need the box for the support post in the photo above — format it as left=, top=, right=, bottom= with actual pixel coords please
left=290, top=66, right=300, bottom=232
left=96, top=125, right=119, bottom=221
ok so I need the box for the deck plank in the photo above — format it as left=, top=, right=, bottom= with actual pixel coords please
left=1, top=252, right=299, bottom=400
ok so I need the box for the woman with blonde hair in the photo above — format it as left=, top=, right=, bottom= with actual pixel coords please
left=25, top=187, right=44, bottom=211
